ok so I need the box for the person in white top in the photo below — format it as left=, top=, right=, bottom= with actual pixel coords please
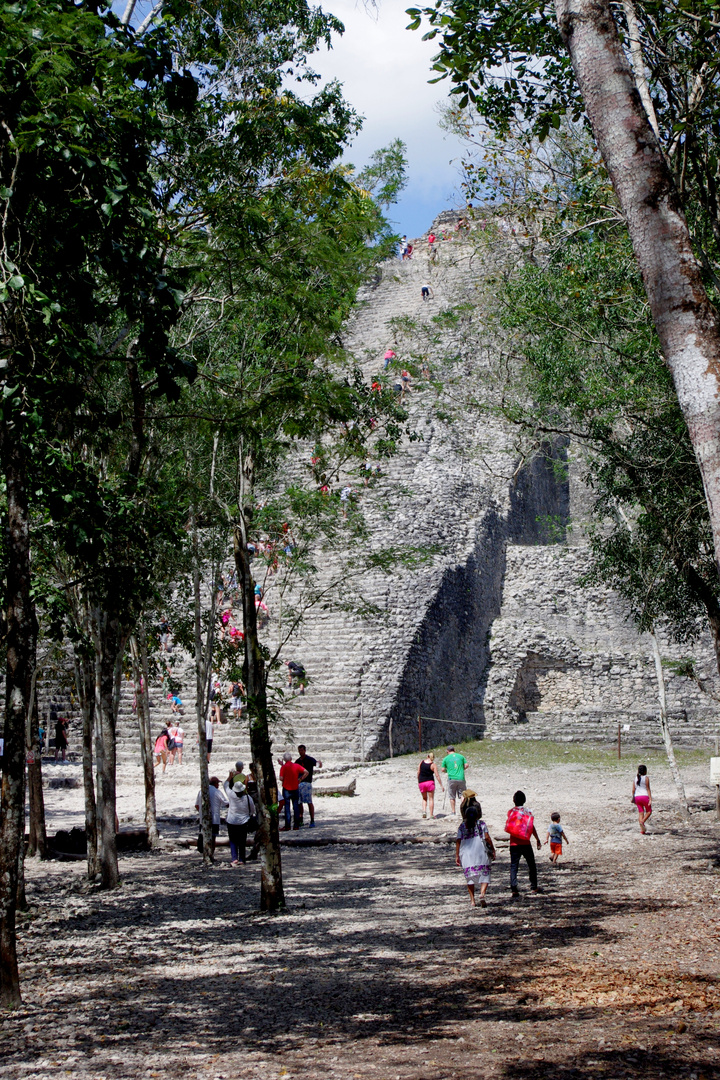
left=223, top=778, right=256, bottom=865
left=195, top=776, right=228, bottom=858
left=631, top=764, right=652, bottom=833
left=167, top=723, right=184, bottom=766
left=205, top=717, right=214, bottom=763
left=173, top=724, right=185, bottom=765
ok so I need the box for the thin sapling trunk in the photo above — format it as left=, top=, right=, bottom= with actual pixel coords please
left=0, top=425, right=36, bottom=1007
left=191, top=507, right=213, bottom=865
left=129, top=632, right=159, bottom=847
left=650, top=632, right=690, bottom=818
left=233, top=448, right=284, bottom=912
left=26, top=678, right=47, bottom=859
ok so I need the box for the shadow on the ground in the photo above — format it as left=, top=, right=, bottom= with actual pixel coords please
left=5, top=834, right=716, bottom=1080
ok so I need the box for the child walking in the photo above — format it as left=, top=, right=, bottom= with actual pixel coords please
left=545, top=812, right=569, bottom=864
left=455, top=801, right=496, bottom=907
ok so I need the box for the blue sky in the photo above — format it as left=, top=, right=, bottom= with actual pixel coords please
left=310, top=0, right=468, bottom=239
left=115, top=0, right=467, bottom=240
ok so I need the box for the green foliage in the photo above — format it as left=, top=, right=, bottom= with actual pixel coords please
left=354, top=138, right=409, bottom=208
left=408, top=0, right=720, bottom=296
left=485, top=177, right=719, bottom=645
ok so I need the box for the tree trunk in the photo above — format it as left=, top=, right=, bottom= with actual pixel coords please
left=92, top=609, right=124, bottom=889
left=73, top=652, right=99, bottom=880
left=554, top=0, right=720, bottom=573
left=620, top=0, right=659, bottom=138
left=26, top=682, right=47, bottom=860
left=129, top=632, right=159, bottom=847
left=0, top=426, right=36, bottom=1008
left=678, top=560, right=720, bottom=678
left=650, top=632, right=690, bottom=818
left=191, top=507, right=213, bottom=865
left=234, top=506, right=284, bottom=913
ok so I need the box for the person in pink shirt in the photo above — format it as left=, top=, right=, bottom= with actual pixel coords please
left=279, top=751, right=308, bottom=831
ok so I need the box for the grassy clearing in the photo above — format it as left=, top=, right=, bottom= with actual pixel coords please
left=412, top=738, right=710, bottom=772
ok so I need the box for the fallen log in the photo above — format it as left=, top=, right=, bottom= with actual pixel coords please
left=313, top=778, right=356, bottom=797
left=174, top=834, right=454, bottom=848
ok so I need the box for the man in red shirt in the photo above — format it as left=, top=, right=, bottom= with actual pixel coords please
left=279, top=752, right=308, bottom=831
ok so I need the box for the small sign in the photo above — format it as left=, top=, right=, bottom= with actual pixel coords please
left=622, top=724, right=630, bottom=732
left=25, top=751, right=35, bottom=765
left=711, top=757, right=720, bottom=785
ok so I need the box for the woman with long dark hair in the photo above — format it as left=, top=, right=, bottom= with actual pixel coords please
left=632, top=764, right=652, bottom=833
left=455, top=799, right=496, bottom=907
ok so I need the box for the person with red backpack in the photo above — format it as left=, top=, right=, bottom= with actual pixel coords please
left=505, top=790, right=542, bottom=897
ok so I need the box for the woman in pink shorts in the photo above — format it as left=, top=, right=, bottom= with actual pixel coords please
left=632, top=764, right=652, bottom=833
left=417, top=752, right=444, bottom=819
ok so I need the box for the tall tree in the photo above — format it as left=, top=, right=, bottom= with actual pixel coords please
left=0, top=0, right=195, bottom=1000
left=408, top=0, right=720, bottom=572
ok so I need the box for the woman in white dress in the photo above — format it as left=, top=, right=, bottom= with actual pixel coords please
left=455, top=801, right=496, bottom=907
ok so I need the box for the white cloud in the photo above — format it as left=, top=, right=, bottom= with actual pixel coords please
left=310, top=0, right=467, bottom=238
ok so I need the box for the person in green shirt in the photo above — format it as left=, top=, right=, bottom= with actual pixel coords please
left=442, top=746, right=469, bottom=815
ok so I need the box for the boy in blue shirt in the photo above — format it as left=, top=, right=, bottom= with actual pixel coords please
left=545, top=812, right=569, bottom=864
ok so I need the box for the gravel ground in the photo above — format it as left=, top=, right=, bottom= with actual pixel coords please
left=2, top=745, right=719, bottom=1080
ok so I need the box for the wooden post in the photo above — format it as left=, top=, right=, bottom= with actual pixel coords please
left=618, top=722, right=621, bottom=760
left=360, top=703, right=365, bottom=763
left=418, top=715, right=422, bottom=754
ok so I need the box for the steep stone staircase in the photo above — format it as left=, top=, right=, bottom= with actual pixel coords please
left=39, top=211, right=720, bottom=771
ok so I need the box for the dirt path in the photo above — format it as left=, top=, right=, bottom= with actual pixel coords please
left=3, top=747, right=719, bottom=1080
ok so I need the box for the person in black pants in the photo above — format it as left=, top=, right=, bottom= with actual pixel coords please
left=507, top=790, right=542, bottom=896
left=223, top=778, right=255, bottom=866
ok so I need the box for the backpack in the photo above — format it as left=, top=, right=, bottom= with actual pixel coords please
left=505, top=806, right=534, bottom=841
left=232, top=682, right=242, bottom=697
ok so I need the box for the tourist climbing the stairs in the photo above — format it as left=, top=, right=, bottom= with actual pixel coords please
left=286, top=660, right=307, bottom=695
left=168, top=722, right=184, bottom=766
left=54, top=715, right=69, bottom=763
left=153, top=727, right=169, bottom=773
left=230, top=680, right=245, bottom=720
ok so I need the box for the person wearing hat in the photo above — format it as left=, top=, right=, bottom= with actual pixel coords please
left=459, top=790, right=480, bottom=822
left=222, top=776, right=256, bottom=865
left=442, top=745, right=469, bottom=815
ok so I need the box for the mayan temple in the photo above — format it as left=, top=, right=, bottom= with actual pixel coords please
left=39, top=214, right=720, bottom=769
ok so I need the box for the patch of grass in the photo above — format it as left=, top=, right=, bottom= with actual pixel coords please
left=409, top=738, right=709, bottom=772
